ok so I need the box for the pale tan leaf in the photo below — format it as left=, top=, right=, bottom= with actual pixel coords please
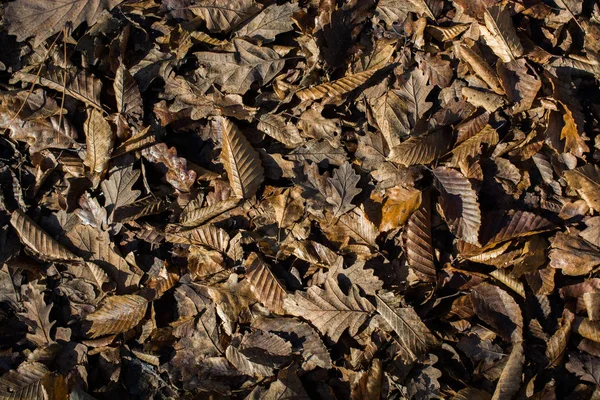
left=481, top=4, right=524, bottom=63
left=375, top=291, right=439, bottom=361
left=284, top=279, right=374, bottom=342
left=14, top=68, right=103, bottom=111
left=195, top=39, right=285, bottom=94
left=3, top=0, right=125, bottom=46
left=390, top=128, right=452, bottom=166
left=166, top=224, right=230, bottom=253
left=574, top=317, right=600, bottom=342
left=491, top=342, right=524, bottom=400
left=330, top=207, right=379, bottom=247
left=404, top=197, right=436, bottom=283
left=18, top=282, right=55, bottom=348
left=257, top=114, right=303, bottom=148
left=180, top=197, right=241, bottom=227
left=86, top=294, right=148, bottom=338
left=583, top=292, right=600, bottom=321
left=245, top=253, right=287, bottom=314
left=489, top=269, right=525, bottom=298
left=448, top=125, right=499, bottom=168
left=427, top=24, right=470, bottom=41
left=10, top=209, right=79, bottom=262
left=235, top=2, right=299, bottom=42
left=113, top=196, right=170, bottom=223
left=112, top=126, right=156, bottom=157
left=564, top=164, right=600, bottom=212
left=462, top=87, right=506, bottom=112
left=433, top=167, right=482, bottom=245
left=220, top=117, right=264, bottom=199
left=297, top=69, right=377, bottom=101
left=457, top=44, right=504, bottom=95
left=84, top=108, right=114, bottom=182
left=142, top=143, right=197, bottom=192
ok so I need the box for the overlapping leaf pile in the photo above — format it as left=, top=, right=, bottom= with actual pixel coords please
left=0, top=0, right=599, bottom=398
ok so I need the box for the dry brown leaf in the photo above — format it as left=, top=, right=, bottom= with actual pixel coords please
left=433, top=167, right=482, bottom=246
left=84, top=109, right=114, bottom=186
left=491, top=341, right=524, bottom=400
left=284, top=279, right=374, bottom=342
left=10, top=209, right=79, bottom=262
left=86, top=294, right=148, bottom=338
left=564, top=165, right=600, bottom=212
left=380, top=186, right=422, bottom=232
left=220, top=117, right=264, bottom=199
left=245, top=252, right=287, bottom=315
left=390, top=128, right=452, bottom=167
left=472, top=283, right=523, bottom=343
left=375, top=291, right=439, bottom=361
left=480, top=4, right=524, bottom=63
left=404, top=196, right=436, bottom=283
left=457, top=44, right=505, bottom=95
left=297, top=69, right=377, bottom=101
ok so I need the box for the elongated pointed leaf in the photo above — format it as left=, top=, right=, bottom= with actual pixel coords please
left=375, top=291, right=439, bottom=360
left=433, top=167, right=482, bottom=245
left=220, top=117, right=264, bottom=199
left=11, top=210, right=79, bottom=262
left=297, top=69, right=377, bottom=101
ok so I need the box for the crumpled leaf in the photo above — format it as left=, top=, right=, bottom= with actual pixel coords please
left=491, top=342, right=524, bottom=400
left=564, top=165, right=600, bottom=212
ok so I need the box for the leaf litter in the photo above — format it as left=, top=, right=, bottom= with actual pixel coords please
left=0, top=0, right=599, bottom=398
